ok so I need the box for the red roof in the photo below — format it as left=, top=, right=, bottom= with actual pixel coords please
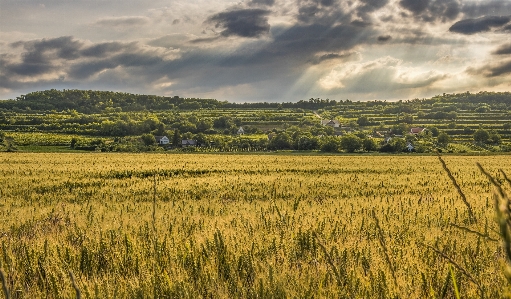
left=410, top=127, right=425, bottom=134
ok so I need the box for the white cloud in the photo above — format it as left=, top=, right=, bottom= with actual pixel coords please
left=319, top=56, right=447, bottom=94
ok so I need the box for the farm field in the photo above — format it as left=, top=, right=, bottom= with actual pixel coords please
left=0, top=153, right=510, bottom=298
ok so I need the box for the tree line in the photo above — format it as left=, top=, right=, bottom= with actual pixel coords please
left=1, top=89, right=511, bottom=113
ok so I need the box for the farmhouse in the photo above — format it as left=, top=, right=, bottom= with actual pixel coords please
left=237, top=127, right=245, bottom=135
left=155, top=136, right=169, bottom=145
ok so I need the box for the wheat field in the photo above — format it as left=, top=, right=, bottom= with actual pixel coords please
left=0, top=153, right=510, bottom=298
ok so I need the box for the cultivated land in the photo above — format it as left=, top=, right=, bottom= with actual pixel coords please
left=1, top=90, right=510, bottom=153
left=1, top=153, right=510, bottom=298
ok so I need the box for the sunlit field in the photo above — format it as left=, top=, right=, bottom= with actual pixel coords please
left=0, top=153, right=510, bottom=298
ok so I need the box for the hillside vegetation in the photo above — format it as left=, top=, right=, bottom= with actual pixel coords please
left=0, top=90, right=510, bottom=153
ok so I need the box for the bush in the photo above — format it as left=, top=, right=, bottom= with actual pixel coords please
left=340, top=135, right=362, bottom=153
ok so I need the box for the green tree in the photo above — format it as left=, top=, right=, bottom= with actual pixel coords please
left=197, top=119, right=213, bottom=132
left=70, top=137, right=78, bottom=149
left=268, top=132, right=293, bottom=150
left=193, top=133, right=208, bottom=146
left=141, top=134, right=156, bottom=146
left=473, top=128, right=490, bottom=144
left=172, top=129, right=181, bottom=146
left=475, top=105, right=490, bottom=113
left=356, top=116, right=371, bottom=126
left=320, top=136, right=340, bottom=152
left=391, top=138, right=407, bottom=152
left=489, top=130, right=502, bottom=145
left=437, top=132, right=450, bottom=147
left=362, top=138, right=378, bottom=152
left=340, top=134, right=362, bottom=153
left=213, top=116, right=233, bottom=129
left=295, top=134, right=319, bottom=150
left=401, top=113, right=414, bottom=124
left=3, top=136, right=17, bottom=152
left=429, top=127, right=439, bottom=137
left=154, top=123, right=166, bottom=136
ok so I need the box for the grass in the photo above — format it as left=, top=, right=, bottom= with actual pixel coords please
left=0, top=153, right=509, bottom=298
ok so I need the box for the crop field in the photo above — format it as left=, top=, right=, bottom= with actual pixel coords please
left=0, top=153, right=510, bottom=298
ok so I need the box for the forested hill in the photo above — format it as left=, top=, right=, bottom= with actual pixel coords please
left=1, top=89, right=510, bottom=113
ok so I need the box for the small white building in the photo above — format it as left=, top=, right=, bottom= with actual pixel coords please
left=237, top=126, right=245, bottom=135
left=155, top=136, right=170, bottom=145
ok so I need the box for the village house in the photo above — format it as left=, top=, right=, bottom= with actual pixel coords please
left=237, top=126, right=244, bottom=135
left=321, top=119, right=341, bottom=128
left=155, top=136, right=170, bottom=145
left=410, top=127, right=425, bottom=135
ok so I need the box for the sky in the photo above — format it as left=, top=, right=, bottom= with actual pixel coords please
left=1, top=0, right=511, bottom=103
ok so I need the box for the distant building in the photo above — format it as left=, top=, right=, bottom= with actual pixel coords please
left=181, top=139, right=197, bottom=147
left=155, top=136, right=169, bottom=145
left=406, top=142, right=414, bottom=151
left=321, top=119, right=341, bottom=128
left=410, top=127, right=425, bottom=135
left=237, top=127, right=245, bottom=135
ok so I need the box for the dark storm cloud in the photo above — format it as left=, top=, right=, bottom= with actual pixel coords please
left=207, top=9, right=271, bottom=38
left=351, top=20, right=372, bottom=27
left=461, top=1, right=511, bottom=18
left=6, top=61, right=54, bottom=77
left=5, top=36, right=83, bottom=76
left=309, top=52, right=356, bottom=64
left=2, top=36, right=166, bottom=82
left=320, top=0, right=335, bottom=6
left=11, top=36, right=83, bottom=60
left=357, top=0, right=389, bottom=20
left=399, top=0, right=429, bottom=14
left=68, top=60, right=117, bottom=79
left=259, top=23, right=370, bottom=62
left=296, top=0, right=343, bottom=24
left=80, top=42, right=126, bottom=57
left=142, top=18, right=375, bottom=98
left=449, top=15, right=511, bottom=34
left=189, top=36, right=222, bottom=44
left=487, top=60, right=511, bottom=77
left=248, top=0, right=275, bottom=7
left=399, top=0, right=461, bottom=23
left=152, top=0, right=377, bottom=95
left=494, top=43, right=511, bottom=55
left=68, top=51, right=164, bottom=79
left=377, top=35, right=391, bottom=42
